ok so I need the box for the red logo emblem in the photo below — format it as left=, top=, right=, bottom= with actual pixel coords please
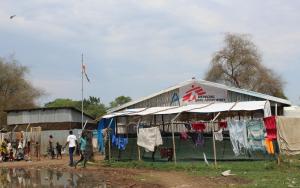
left=182, top=85, right=206, bottom=102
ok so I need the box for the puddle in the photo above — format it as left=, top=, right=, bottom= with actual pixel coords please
left=0, top=168, right=107, bottom=188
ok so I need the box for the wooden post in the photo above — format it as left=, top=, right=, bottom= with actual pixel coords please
left=212, top=126, right=217, bottom=167
left=171, top=121, right=177, bottom=165
left=108, top=130, right=111, bottom=161
left=211, top=112, right=221, bottom=167
left=138, top=146, right=141, bottom=161
left=170, top=112, right=183, bottom=165
left=137, top=118, right=142, bottom=161
left=107, top=118, right=114, bottom=162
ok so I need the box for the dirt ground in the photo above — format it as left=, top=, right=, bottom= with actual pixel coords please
left=0, top=155, right=249, bottom=188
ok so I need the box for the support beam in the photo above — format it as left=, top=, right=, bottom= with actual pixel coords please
left=171, top=112, right=183, bottom=165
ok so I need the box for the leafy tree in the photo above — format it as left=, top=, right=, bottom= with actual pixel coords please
left=45, top=98, right=77, bottom=108
left=109, top=96, right=132, bottom=108
left=0, top=56, right=43, bottom=129
left=45, top=96, right=106, bottom=118
left=205, top=33, right=286, bottom=98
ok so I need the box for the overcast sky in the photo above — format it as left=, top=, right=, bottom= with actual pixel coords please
left=0, top=0, right=299, bottom=105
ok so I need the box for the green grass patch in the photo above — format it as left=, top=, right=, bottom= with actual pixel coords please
left=102, top=159, right=300, bottom=187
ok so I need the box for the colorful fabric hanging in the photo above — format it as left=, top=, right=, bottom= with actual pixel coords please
left=219, top=121, right=228, bottom=129
left=265, top=138, right=274, bottom=155
left=247, top=119, right=266, bottom=153
left=191, top=122, right=206, bottom=132
left=179, top=132, right=189, bottom=141
left=263, top=116, right=277, bottom=140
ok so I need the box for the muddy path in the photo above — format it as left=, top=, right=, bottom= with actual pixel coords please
left=0, top=156, right=249, bottom=187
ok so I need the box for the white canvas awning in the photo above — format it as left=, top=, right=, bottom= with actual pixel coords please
left=102, top=101, right=271, bottom=118
left=189, top=101, right=271, bottom=117
left=102, top=108, right=146, bottom=118
left=155, top=103, right=212, bottom=115
left=128, top=106, right=178, bottom=116
left=188, top=102, right=236, bottom=113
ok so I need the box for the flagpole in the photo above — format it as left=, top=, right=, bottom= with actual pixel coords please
left=81, top=53, right=84, bottom=130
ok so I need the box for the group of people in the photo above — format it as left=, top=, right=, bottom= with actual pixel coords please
left=0, top=130, right=90, bottom=168
left=0, top=138, right=29, bottom=162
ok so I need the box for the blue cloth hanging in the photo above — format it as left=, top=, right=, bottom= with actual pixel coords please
left=112, top=134, right=128, bottom=150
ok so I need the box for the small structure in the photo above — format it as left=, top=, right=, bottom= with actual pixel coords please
left=4, top=107, right=97, bottom=156
left=5, top=107, right=96, bottom=131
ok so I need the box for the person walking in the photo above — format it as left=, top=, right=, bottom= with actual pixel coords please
left=65, top=130, right=77, bottom=166
left=74, top=133, right=88, bottom=168
left=49, top=135, right=55, bottom=159
left=56, top=142, right=62, bottom=159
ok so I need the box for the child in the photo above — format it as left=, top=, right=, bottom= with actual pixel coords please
left=56, top=142, right=62, bottom=159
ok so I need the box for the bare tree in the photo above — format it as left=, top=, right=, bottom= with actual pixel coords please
left=205, top=33, right=286, bottom=99
left=0, top=56, right=43, bottom=129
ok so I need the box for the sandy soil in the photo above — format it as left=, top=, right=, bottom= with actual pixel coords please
left=0, top=155, right=249, bottom=188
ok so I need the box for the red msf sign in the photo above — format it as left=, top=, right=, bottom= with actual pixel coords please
left=182, top=85, right=206, bottom=102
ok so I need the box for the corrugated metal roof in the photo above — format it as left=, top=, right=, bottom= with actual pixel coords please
left=5, top=107, right=95, bottom=120
left=108, top=79, right=291, bottom=113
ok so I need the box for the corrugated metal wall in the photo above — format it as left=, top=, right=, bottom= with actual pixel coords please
left=7, top=109, right=93, bottom=125
left=131, top=89, right=180, bottom=108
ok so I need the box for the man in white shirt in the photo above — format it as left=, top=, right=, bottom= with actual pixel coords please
left=65, top=130, right=77, bottom=166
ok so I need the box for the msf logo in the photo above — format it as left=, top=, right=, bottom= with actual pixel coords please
left=182, top=85, right=206, bottom=102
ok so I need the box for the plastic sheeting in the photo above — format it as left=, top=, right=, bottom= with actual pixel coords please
left=97, top=118, right=116, bottom=153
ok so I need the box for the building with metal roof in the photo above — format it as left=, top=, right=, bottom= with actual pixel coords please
left=109, top=78, right=291, bottom=115
left=5, top=107, right=96, bottom=131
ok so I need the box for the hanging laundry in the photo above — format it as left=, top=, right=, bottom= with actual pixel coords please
left=137, top=127, right=163, bottom=152
left=265, top=138, right=274, bottom=155
left=228, top=120, right=248, bottom=156
left=112, top=135, right=128, bottom=150
left=277, top=116, right=300, bottom=155
left=160, top=147, right=173, bottom=161
left=214, top=129, right=223, bottom=141
left=188, top=132, right=204, bottom=147
left=192, top=122, right=206, bottom=132
left=263, top=116, right=277, bottom=140
left=219, top=121, right=228, bottom=129
left=247, top=119, right=265, bottom=153
left=179, top=132, right=189, bottom=141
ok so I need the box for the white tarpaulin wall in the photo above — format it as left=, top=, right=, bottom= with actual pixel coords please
left=103, top=101, right=271, bottom=118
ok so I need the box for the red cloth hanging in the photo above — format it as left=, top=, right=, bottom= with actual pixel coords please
left=192, top=122, right=206, bottom=132
left=218, top=121, right=228, bottom=129
left=263, top=116, right=277, bottom=140
left=180, top=132, right=189, bottom=140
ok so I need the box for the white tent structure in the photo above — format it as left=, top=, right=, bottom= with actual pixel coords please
left=102, top=101, right=271, bottom=164
left=104, top=101, right=271, bottom=117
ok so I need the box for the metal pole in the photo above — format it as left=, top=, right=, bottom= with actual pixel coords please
left=81, top=53, right=84, bottom=130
